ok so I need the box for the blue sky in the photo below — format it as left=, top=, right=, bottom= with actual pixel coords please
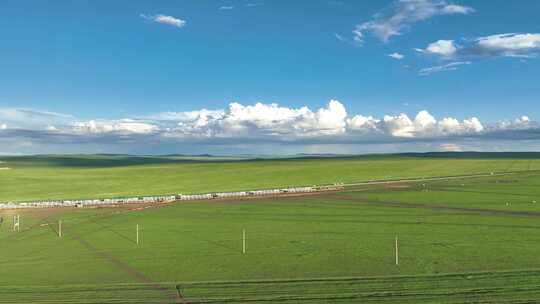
left=0, top=0, right=539, bottom=155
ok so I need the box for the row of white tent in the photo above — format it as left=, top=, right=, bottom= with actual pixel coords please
left=0, top=186, right=320, bottom=210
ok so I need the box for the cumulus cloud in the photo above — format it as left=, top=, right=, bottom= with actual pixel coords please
left=415, top=39, right=458, bottom=57
left=0, top=123, right=6, bottom=130
left=492, top=116, right=532, bottom=131
left=388, top=52, right=405, bottom=60
left=377, top=110, right=483, bottom=137
left=0, top=102, right=537, bottom=155
left=354, top=0, right=474, bottom=43
left=140, top=14, right=186, bottom=28
left=165, top=100, right=348, bottom=138
left=339, top=109, right=484, bottom=139
left=346, top=115, right=380, bottom=133
left=419, top=61, right=471, bottom=75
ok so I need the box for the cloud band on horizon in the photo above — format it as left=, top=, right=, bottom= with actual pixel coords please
left=0, top=101, right=536, bottom=153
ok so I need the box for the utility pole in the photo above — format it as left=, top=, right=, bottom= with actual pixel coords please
left=242, top=229, right=246, bottom=254
left=13, top=215, right=20, bottom=232
left=395, top=235, right=399, bottom=266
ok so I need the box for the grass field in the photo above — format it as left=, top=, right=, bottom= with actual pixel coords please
left=2, top=154, right=540, bottom=303
left=2, top=153, right=540, bottom=202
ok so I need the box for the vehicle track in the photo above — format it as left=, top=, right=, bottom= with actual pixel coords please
left=68, top=231, right=186, bottom=304
left=332, top=194, right=540, bottom=218
left=342, top=172, right=516, bottom=187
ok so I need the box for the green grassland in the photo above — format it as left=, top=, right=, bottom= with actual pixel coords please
left=2, top=153, right=540, bottom=202
left=2, top=153, right=540, bottom=303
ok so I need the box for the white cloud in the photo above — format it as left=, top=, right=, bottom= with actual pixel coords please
left=384, top=111, right=442, bottom=138
left=347, top=115, right=380, bottom=132
left=434, top=116, right=483, bottom=135
left=73, top=120, right=159, bottom=134
left=463, top=117, right=484, bottom=133
left=219, top=6, right=234, bottom=10
left=415, top=110, right=438, bottom=129
left=438, top=117, right=461, bottom=134
left=418, top=33, right=540, bottom=60
left=343, top=109, right=485, bottom=139
left=493, top=115, right=532, bottom=131
left=518, top=116, right=530, bottom=124
left=0, top=104, right=537, bottom=154
left=140, top=14, right=186, bottom=28
left=167, top=100, right=348, bottom=138
left=46, top=125, right=58, bottom=131
left=357, top=110, right=484, bottom=138
left=354, top=0, right=474, bottom=43
left=0, top=108, right=73, bottom=130
left=388, top=52, right=405, bottom=60
left=335, top=33, right=346, bottom=42
left=0, top=123, right=6, bottom=130
left=419, top=61, right=471, bottom=75
left=245, top=3, right=263, bottom=7
left=334, top=33, right=357, bottom=46
left=383, top=113, right=416, bottom=137
left=415, top=39, right=458, bottom=57
left=441, top=4, right=473, bottom=14
left=474, top=33, right=540, bottom=57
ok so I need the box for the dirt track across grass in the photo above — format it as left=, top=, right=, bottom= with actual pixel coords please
left=68, top=230, right=185, bottom=303
left=332, top=194, right=540, bottom=218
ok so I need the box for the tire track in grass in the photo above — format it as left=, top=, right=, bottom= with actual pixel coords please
left=67, top=229, right=186, bottom=303
left=332, top=195, right=540, bottom=218
left=178, top=269, right=540, bottom=303
left=430, top=188, right=537, bottom=199
left=343, top=172, right=517, bottom=188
